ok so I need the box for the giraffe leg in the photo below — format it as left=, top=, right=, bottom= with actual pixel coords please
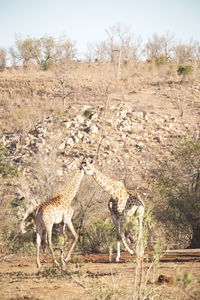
left=121, top=223, right=134, bottom=256
left=36, top=227, right=43, bottom=268
left=112, top=215, right=121, bottom=262
left=116, top=239, right=120, bottom=262
left=41, top=231, right=47, bottom=253
left=121, top=234, right=134, bottom=255
left=46, top=225, right=59, bottom=267
left=136, top=206, right=144, bottom=257
left=119, top=215, right=134, bottom=256
left=121, top=206, right=139, bottom=256
left=64, top=219, right=78, bottom=263
left=59, top=223, right=66, bottom=266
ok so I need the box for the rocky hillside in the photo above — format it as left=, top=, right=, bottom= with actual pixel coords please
left=0, top=65, right=200, bottom=227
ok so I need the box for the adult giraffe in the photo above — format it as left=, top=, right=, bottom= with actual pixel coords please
left=35, top=162, right=84, bottom=268
left=82, top=159, right=145, bottom=262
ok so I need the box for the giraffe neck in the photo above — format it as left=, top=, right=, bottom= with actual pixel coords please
left=56, top=168, right=84, bottom=204
left=92, top=167, right=128, bottom=200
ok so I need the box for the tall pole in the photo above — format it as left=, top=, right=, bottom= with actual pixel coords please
left=117, top=49, right=121, bottom=80
left=113, top=49, right=121, bottom=80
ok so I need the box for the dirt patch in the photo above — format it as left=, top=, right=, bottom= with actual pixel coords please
left=0, top=250, right=200, bottom=299
left=80, top=249, right=200, bottom=263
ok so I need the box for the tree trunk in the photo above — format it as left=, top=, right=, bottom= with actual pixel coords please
left=187, top=224, right=200, bottom=248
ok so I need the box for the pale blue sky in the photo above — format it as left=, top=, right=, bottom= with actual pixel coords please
left=0, top=0, right=200, bottom=56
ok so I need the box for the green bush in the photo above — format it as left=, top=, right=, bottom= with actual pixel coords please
left=83, top=108, right=94, bottom=119
left=41, top=58, right=53, bottom=70
left=0, top=143, right=18, bottom=178
left=0, top=224, right=35, bottom=255
left=177, top=64, right=193, bottom=78
left=155, top=54, right=168, bottom=66
left=79, top=218, right=115, bottom=254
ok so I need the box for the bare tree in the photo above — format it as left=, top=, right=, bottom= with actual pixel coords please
left=53, top=63, right=75, bottom=106
left=56, top=34, right=77, bottom=62
left=17, top=147, right=71, bottom=233
left=9, top=36, right=41, bottom=66
left=8, top=34, right=77, bottom=69
left=84, top=42, right=97, bottom=63
left=194, top=41, right=200, bottom=62
left=40, top=35, right=77, bottom=69
left=0, top=48, right=7, bottom=71
left=145, top=32, right=175, bottom=61
left=174, top=39, right=197, bottom=64
left=95, top=23, right=142, bottom=63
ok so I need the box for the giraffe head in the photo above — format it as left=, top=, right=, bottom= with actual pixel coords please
left=81, top=158, right=94, bottom=175
left=67, top=156, right=88, bottom=171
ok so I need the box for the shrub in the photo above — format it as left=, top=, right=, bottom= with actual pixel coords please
left=155, top=54, right=168, bottom=66
left=0, top=143, right=18, bottom=178
left=152, top=140, right=200, bottom=248
left=177, top=64, right=193, bottom=78
left=41, top=58, right=53, bottom=70
left=0, top=224, right=35, bottom=255
left=83, top=108, right=94, bottom=119
left=79, top=218, right=115, bottom=254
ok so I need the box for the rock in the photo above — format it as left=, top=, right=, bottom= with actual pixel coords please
left=132, top=112, right=144, bottom=119
left=106, top=119, right=113, bottom=126
left=81, top=105, right=91, bottom=112
left=120, top=120, right=131, bottom=132
left=77, top=132, right=84, bottom=140
left=85, top=120, right=92, bottom=127
left=66, top=137, right=74, bottom=147
left=57, top=169, right=63, bottom=176
left=84, top=127, right=90, bottom=133
left=90, top=124, right=98, bottom=134
left=75, top=115, right=85, bottom=123
left=58, top=140, right=66, bottom=150
left=153, top=136, right=162, bottom=143
left=158, top=274, right=173, bottom=285
left=91, top=113, right=98, bottom=121
left=135, top=142, right=144, bottom=150
left=120, top=109, right=127, bottom=118
left=144, top=112, right=149, bottom=121
left=64, top=121, right=71, bottom=129
left=74, top=136, right=79, bottom=143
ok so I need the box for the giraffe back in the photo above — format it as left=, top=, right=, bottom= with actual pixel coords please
left=35, top=195, right=73, bottom=225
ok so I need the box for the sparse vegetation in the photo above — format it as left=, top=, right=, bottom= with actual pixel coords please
left=152, top=140, right=200, bottom=249
left=78, top=218, right=115, bottom=254
left=84, top=108, right=94, bottom=119
left=177, top=64, right=193, bottom=78
left=155, top=54, right=168, bottom=66
left=0, top=48, right=7, bottom=71
left=0, top=143, right=18, bottom=178
left=9, top=35, right=76, bottom=69
left=0, top=223, right=35, bottom=254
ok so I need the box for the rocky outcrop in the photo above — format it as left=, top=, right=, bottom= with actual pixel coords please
left=1, top=101, right=197, bottom=190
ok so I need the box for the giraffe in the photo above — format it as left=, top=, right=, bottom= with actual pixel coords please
left=35, top=164, right=84, bottom=268
left=82, top=159, right=145, bottom=262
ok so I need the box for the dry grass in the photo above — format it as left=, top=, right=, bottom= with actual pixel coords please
left=0, top=60, right=198, bottom=135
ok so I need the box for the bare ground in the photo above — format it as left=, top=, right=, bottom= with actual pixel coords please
left=1, top=250, right=200, bottom=300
